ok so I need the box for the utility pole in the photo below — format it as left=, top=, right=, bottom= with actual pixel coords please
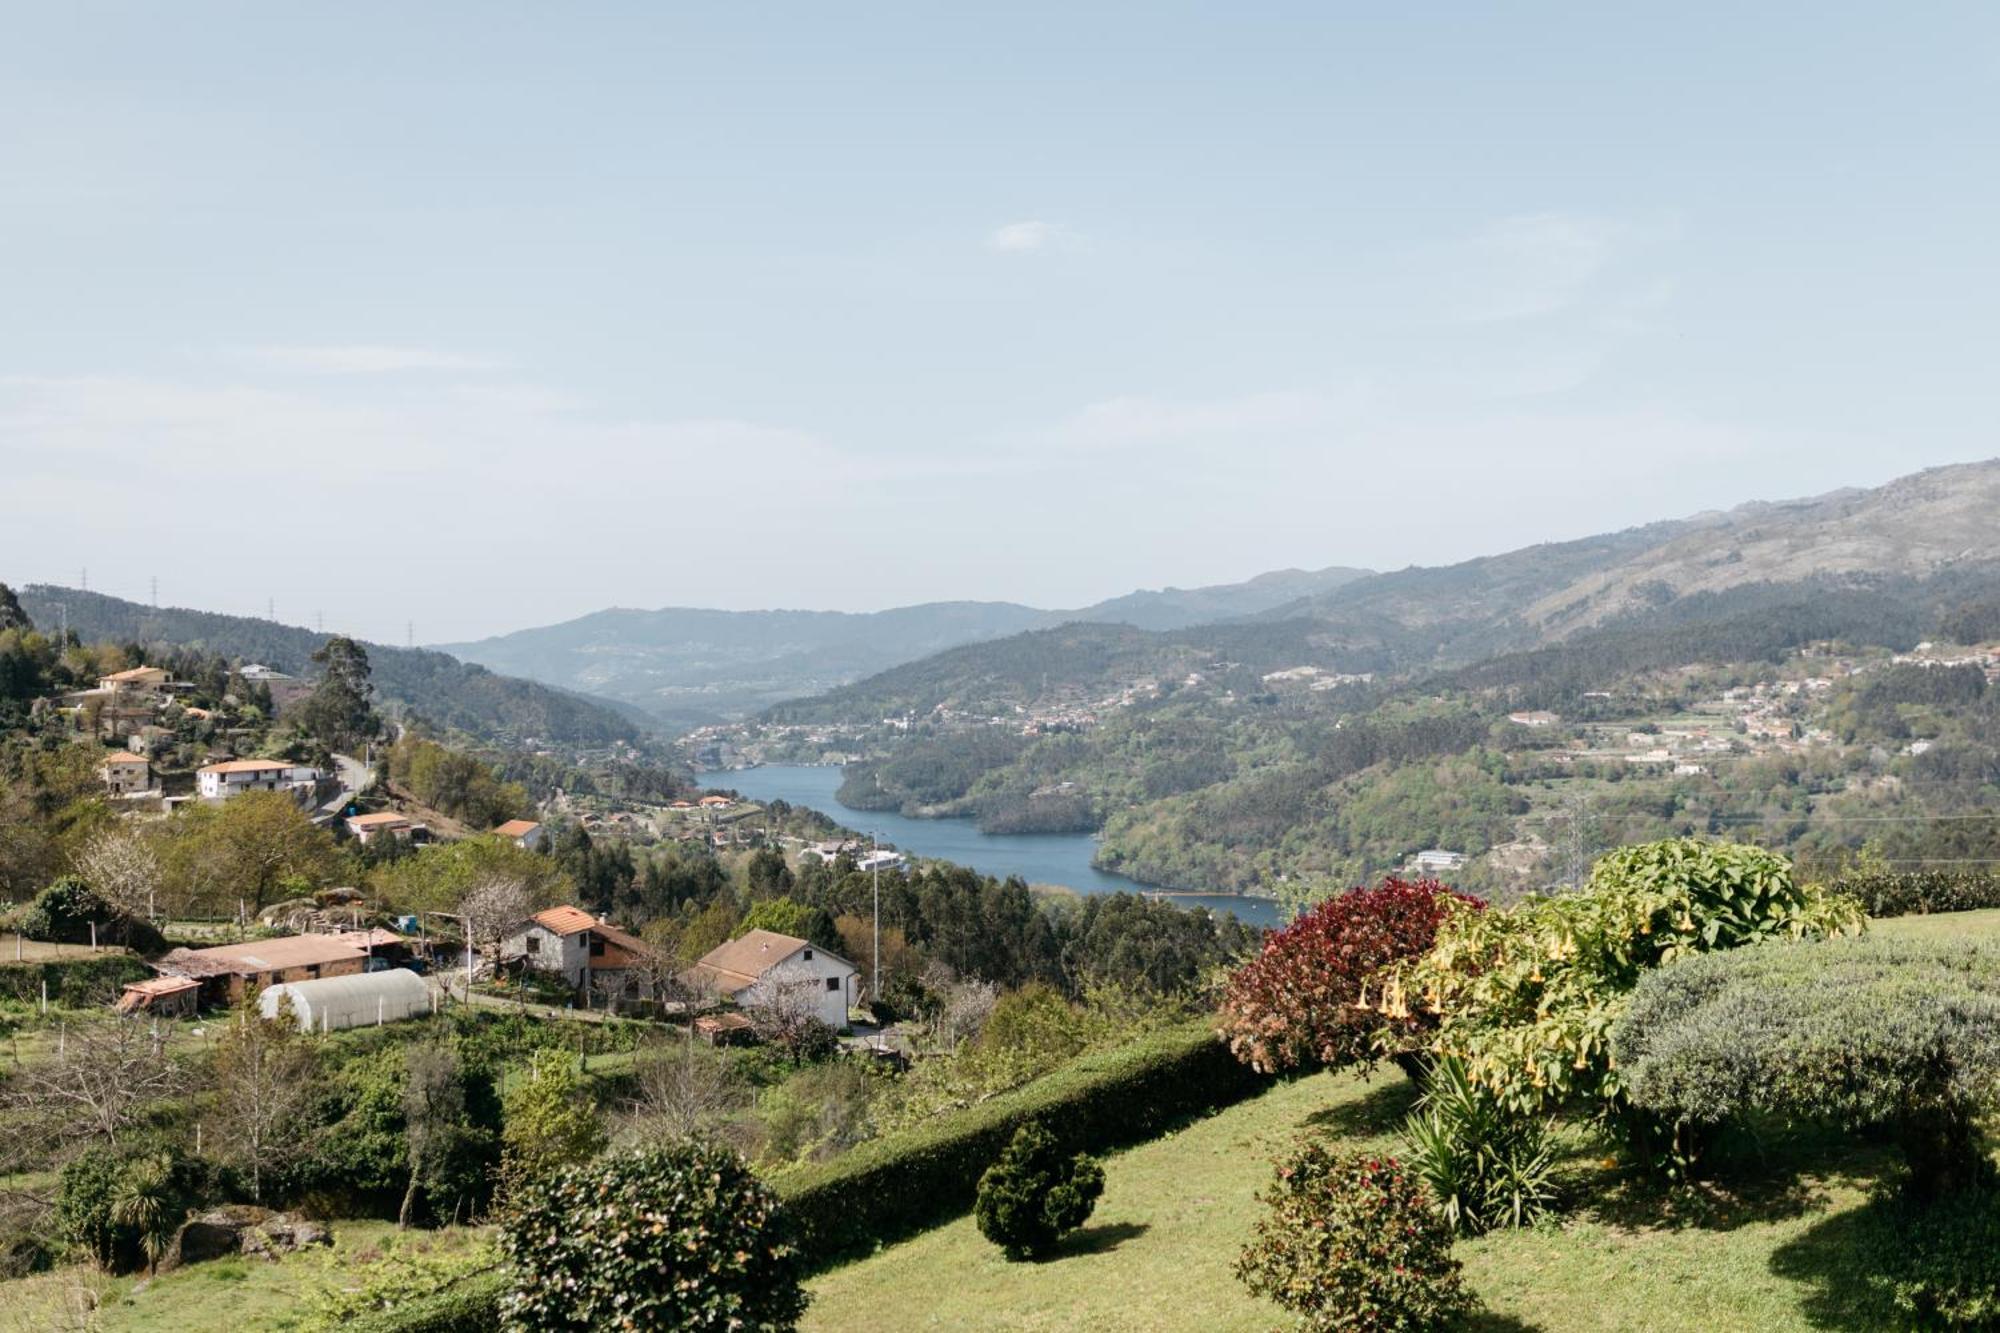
left=871, top=833, right=881, bottom=1005
left=79, top=568, right=88, bottom=593
left=267, top=596, right=275, bottom=621
left=150, top=576, right=158, bottom=607
left=406, top=621, right=414, bottom=649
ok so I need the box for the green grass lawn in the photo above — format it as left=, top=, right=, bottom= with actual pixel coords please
left=807, top=909, right=2000, bottom=1333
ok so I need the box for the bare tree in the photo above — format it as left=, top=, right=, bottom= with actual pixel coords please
left=74, top=830, right=163, bottom=921
left=4, top=1018, right=186, bottom=1151
left=207, top=996, right=320, bottom=1202
left=400, top=1040, right=468, bottom=1229
left=458, top=875, right=532, bottom=961
left=745, top=979, right=837, bottom=1063
left=922, top=962, right=998, bottom=1051
left=627, top=1041, right=746, bottom=1142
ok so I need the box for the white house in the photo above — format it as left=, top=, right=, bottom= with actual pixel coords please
left=196, top=758, right=323, bottom=800
left=1410, top=849, right=1467, bottom=875
left=684, top=929, right=858, bottom=1030
left=492, top=818, right=545, bottom=850
left=502, top=904, right=650, bottom=996
left=346, top=810, right=423, bottom=844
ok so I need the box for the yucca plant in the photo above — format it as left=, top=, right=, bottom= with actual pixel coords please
left=1401, top=1056, right=1557, bottom=1234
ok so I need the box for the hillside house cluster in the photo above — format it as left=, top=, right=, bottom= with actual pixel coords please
left=140, top=928, right=415, bottom=1008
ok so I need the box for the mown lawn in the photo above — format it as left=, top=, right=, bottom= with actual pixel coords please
left=807, top=911, right=2000, bottom=1332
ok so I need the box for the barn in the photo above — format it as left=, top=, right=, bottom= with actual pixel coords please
left=260, top=968, right=431, bottom=1033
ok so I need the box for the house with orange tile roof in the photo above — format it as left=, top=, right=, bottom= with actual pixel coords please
left=345, top=810, right=423, bottom=844
left=684, top=929, right=857, bottom=1030
left=492, top=817, right=544, bottom=850
left=196, top=757, right=323, bottom=800
left=99, top=749, right=152, bottom=795
left=501, top=904, right=654, bottom=1005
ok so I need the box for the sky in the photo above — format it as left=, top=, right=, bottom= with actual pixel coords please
left=3, top=3, right=1998, bottom=644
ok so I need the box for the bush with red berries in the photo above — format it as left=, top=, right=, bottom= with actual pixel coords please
left=1219, top=879, right=1480, bottom=1077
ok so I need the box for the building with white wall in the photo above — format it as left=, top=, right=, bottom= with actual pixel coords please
left=685, top=929, right=858, bottom=1030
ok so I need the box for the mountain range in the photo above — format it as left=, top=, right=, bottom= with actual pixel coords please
left=438, top=566, right=1373, bottom=725
left=766, top=460, right=2000, bottom=724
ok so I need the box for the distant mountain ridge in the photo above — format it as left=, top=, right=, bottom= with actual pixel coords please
left=769, top=459, right=2000, bottom=722
left=438, top=566, right=1372, bottom=724
left=15, top=586, right=646, bottom=749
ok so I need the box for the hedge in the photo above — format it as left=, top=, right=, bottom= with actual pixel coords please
left=343, top=1268, right=511, bottom=1333
left=0, top=955, right=152, bottom=1006
left=770, top=1018, right=1268, bottom=1267
left=345, top=1021, right=1268, bottom=1326
left=1834, top=871, right=2000, bottom=919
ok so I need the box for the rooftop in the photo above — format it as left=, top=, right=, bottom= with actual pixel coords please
left=492, top=818, right=542, bottom=837
left=199, top=758, right=297, bottom=775
left=157, top=933, right=367, bottom=977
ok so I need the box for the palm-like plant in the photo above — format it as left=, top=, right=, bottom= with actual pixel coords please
left=110, top=1154, right=185, bottom=1274
left=1401, top=1056, right=1557, bottom=1234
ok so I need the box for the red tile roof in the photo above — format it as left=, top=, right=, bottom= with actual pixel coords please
left=493, top=819, right=542, bottom=837
left=531, top=904, right=600, bottom=937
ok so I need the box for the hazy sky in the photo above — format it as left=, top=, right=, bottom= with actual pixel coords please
left=4, top=4, right=1998, bottom=644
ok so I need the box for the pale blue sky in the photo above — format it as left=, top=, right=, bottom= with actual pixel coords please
left=4, top=3, right=1997, bottom=641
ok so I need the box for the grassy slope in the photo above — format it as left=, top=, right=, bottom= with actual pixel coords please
left=806, top=910, right=2000, bottom=1333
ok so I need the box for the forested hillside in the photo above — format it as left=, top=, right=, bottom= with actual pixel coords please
left=17, top=586, right=646, bottom=748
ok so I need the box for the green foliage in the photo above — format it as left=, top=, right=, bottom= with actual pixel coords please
left=1399, top=1057, right=1556, bottom=1234
left=369, top=836, right=571, bottom=917
left=0, top=954, right=152, bottom=1004
left=1834, top=869, right=2000, bottom=919
left=56, top=1147, right=203, bottom=1273
left=1236, top=1141, right=1470, bottom=1333
left=499, top=1141, right=807, bottom=1332
left=1401, top=838, right=1863, bottom=1119
left=1872, top=1186, right=2000, bottom=1328
left=1614, top=936, right=2000, bottom=1196
left=499, top=1049, right=607, bottom=1186
left=18, top=876, right=165, bottom=954
left=341, top=1267, right=510, bottom=1333
left=296, top=636, right=382, bottom=754
left=159, top=792, right=347, bottom=913
left=974, top=1121, right=1104, bottom=1260
left=386, top=734, right=529, bottom=829
left=769, top=1019, right=1266, bottom=1266
left=736, top=896, right=841, bottom=953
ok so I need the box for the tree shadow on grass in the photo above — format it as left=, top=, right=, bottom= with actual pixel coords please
left=1053, top=1221, right=1150, bottom=1259
left=1301, top=1077, right=1421, bottom=1139
left=1455, top=1311, right=1544, bottom=1332
left=1765, top=1193, right=1915, bottom=1330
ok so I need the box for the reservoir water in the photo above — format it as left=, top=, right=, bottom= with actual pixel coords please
left=707, top=764, right=1282, bottom=929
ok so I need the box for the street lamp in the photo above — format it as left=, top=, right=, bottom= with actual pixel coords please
left=871, top=833, right=881, bottom=1006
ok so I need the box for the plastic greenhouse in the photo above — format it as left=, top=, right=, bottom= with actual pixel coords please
left=260, top=968, right=432, bottom=1033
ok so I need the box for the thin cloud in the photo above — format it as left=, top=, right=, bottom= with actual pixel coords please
left=1046, top=390, right=1350, bottom=449
left=987, top=220, right=1060, bottom=253
left=1447, top=213, right=1678, bottom=324
left=230, top=344, right=503, bottom=374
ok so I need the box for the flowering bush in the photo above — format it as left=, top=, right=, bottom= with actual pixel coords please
left=1237, top=1142, right=1469, bottom=1332
left=1395, top=839, right=1862, bottom=1121
left=1219, top=879, right=1479, bottom=1077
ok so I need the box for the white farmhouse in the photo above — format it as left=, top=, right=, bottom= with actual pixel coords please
left=685, top=929, right=858, bottom=1031
left=196, top=758, right=323, bottom=800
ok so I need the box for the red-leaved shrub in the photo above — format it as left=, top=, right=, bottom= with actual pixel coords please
left=1219, top=878, right=1480, bottom=1076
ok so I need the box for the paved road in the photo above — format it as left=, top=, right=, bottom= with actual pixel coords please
left=318, top=752, right=376, bottom=817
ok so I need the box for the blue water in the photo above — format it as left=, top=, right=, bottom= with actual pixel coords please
left=708, top=764, right=1281, bottom=928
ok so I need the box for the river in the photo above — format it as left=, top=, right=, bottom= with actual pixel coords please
left=706, top=764, right=1282, bottom=928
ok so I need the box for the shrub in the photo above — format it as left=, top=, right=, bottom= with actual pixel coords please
left=499, top=1141, right=806, bottom=1332
left=19, top=878, right=165, bottom=955
left=499, top=1049, right=607, bottom=1187
left=1236, top=1142, right=1469, bottom=1333
left=1400, top=1056, right=1556, bottom=1234
left=1833, top=869, right=2000, bottom=919
left=55, top=1148, right=133, bottom=1270
left=0, top=954, right=152, bottom=1005
left=343, top=1267, right=510, bottom=1333
left=974, top=1122, right=1105, bottom=1260
left=770, top=1018, right=1265, bottom=1266
left=1613, top=936, right=2000, bottom=1197
left=1220, top=879, right=1478, bottom=1078
left=1399, top=839, right=1862, bottom=1121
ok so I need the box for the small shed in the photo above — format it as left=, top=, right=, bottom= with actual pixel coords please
left=117, top=976, right=200, bottom=1018
left=261, top=968, right=431, bottom=1033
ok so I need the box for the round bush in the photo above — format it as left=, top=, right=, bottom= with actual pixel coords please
left=1614, top=936, right=2000, bottom=1196
left=1237, top=1142, right=1469, bottom=1333
left=974, top=1121, right=1105, bottom=1260
left=499, top=1141, right=807, bottom=1331
left=1220, top=878, right=1479, bottom=1077
left=21, top=877, right=166, bottom=955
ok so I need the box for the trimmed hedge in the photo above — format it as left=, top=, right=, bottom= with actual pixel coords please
left=770, top=1019, right=1268, bottom=1267
left=0, top=955, right=152, bottom=1005
left=346, top=1021, right=1268, bottom=1327
left=343, top=1268, right=511, bottom=1333
left=1834, top=870, right=2000, bottom=919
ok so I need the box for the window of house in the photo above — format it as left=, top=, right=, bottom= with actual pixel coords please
left=825, top=977, right=839, bottom=992
left=525, top=935, right=539, bottom=954
left=590, top=938, right=604, bottom=956
left=803, top=948, right=813, bottom=960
